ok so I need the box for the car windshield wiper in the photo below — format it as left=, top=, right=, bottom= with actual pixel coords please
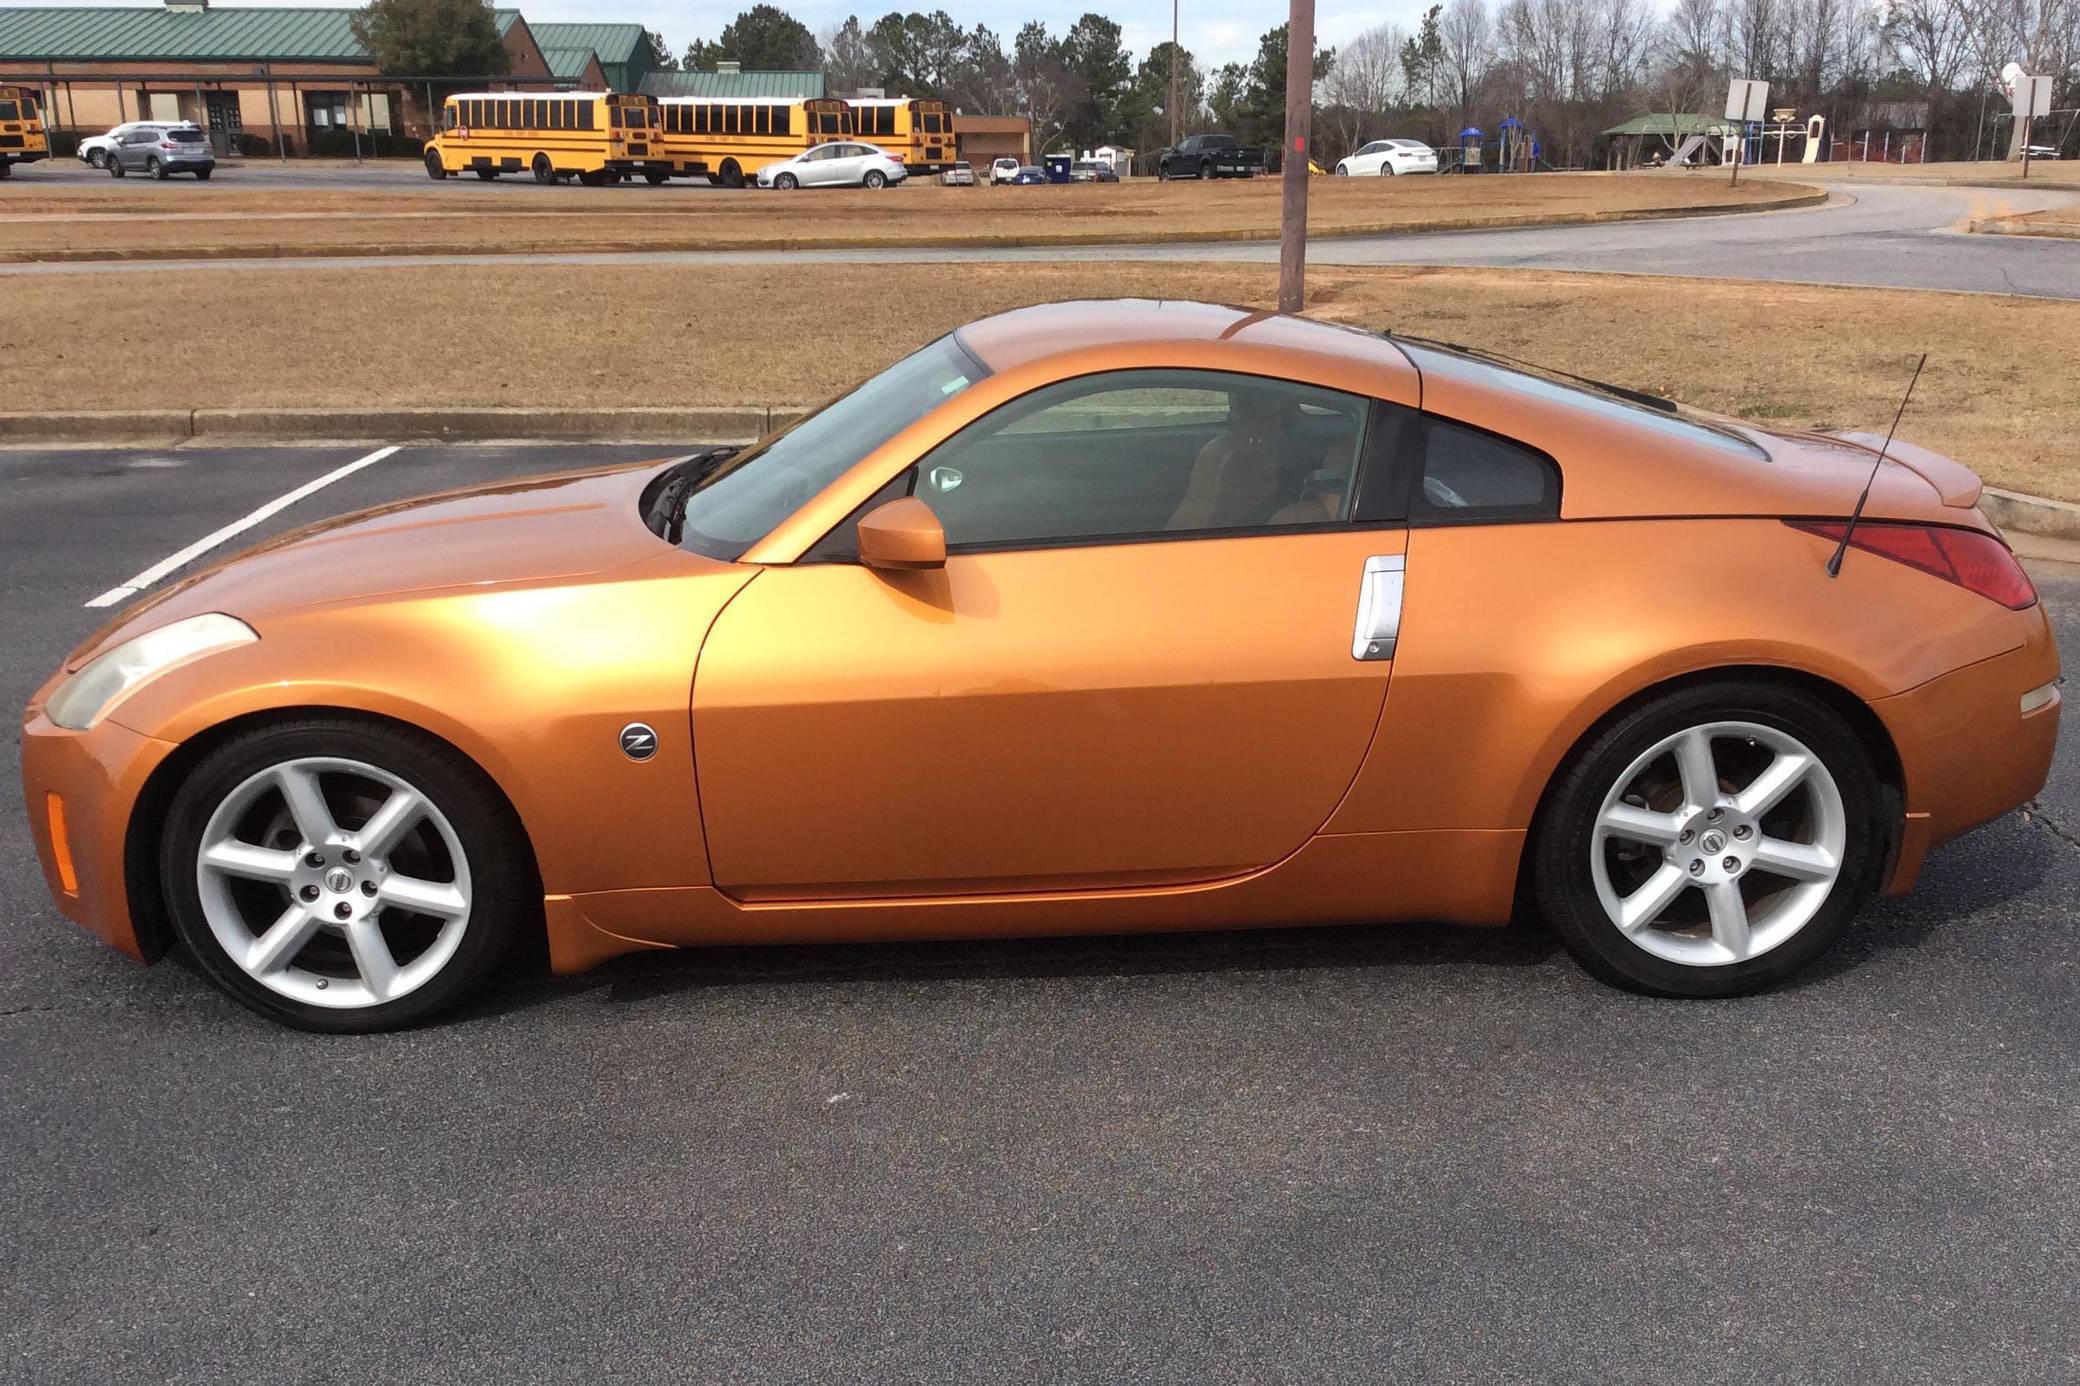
left=1387, top=333, right=1680, bottom=414
left=645, top=446, right=738, bottom=543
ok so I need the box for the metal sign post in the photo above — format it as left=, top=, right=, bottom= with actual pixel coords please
left=2016, top=74, right=2052, bottom=178
left=1725, top=78, right=1768, bottom=186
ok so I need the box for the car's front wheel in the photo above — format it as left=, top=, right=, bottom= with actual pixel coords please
left=160, top=718, right=532, bottom=1031
left=108, top=156, right=125, bottom=178
left=774, top=171, right=798, bottom=190
left=87, top=148, right=107, bottom=169
left=1532, top=681, right=1880, bottom=997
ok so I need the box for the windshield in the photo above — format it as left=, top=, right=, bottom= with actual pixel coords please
left=676, top=334, right=989, bottom=560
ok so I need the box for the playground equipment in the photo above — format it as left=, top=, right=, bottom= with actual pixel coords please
left=1759, top=111, right=1825, bottom=164
left=1445, top=119, right=1544, bottom=172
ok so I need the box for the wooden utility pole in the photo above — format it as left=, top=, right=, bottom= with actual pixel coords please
left=1169, top=0, right=1180, bottom=150
left=1277, top=0, right=1314, bottom=313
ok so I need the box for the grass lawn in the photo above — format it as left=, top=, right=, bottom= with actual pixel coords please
left=7, top=260, right=2075, bottom=501
left=1803, top=159, right=2080, bottom=186
left=0, top=172, right=1817, bottom=259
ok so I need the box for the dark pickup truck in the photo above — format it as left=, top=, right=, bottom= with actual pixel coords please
left=1156, top=133, right=1264, bottom=180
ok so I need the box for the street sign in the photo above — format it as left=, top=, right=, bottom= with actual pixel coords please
left=2013, top=73, right=2052, bottom=121
left=1726, top=78, right=1770, bottom=124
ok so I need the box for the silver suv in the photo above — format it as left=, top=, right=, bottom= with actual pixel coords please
left=108, top=124, right=214, bottom=180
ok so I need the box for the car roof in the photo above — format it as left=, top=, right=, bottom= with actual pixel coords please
left=955, top=299, right=1420, bottom=385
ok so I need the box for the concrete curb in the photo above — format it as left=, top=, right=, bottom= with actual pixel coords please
left=0, top=186, right=1827, bottom=265
left=0, top=405, right=798, bottom=446
left=1982, top=487, right=2080, bottom=543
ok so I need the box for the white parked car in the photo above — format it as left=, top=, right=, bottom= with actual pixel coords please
left=990, top=156, right=1021, bottom=185
left=1335, top=139, right=1439, bottom=176
left=757, top=140, right=907, bottom=190
left=941, top=161, right=976, bottom=186
left=80, top=120, right=202, bottom=170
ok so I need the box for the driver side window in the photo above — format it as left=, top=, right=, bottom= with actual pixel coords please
left=904, top=369, right=1374, bottom=551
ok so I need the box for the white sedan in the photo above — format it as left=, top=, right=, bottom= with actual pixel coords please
left=1335, top=139, right=1439, bottom=176
left=757, top=141, right=907, bottom=190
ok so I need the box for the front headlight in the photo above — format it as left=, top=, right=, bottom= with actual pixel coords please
left=47, top=613, right=257, bottom=731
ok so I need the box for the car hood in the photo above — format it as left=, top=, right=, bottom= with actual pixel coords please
left=66, top=461, right=679, bottom=670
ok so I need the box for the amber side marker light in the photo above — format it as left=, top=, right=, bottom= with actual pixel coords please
left=1790, top=521, right=2039, bottom=611
left=45, top=792, right=79, bottom=895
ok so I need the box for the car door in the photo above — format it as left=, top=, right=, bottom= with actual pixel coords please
left=691, top=368, right=1412, bottom=899
left=798, top=143, right=839, bottom=186
left=114, top=128, right=148, bottom=171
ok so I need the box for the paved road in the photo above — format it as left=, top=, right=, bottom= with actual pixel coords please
left=10, top=161, right=2077, bottom=298
left=3, top=443, right=2077, bottom=1385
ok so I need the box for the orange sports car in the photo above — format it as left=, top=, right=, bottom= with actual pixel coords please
left=20, top=300, right=2061, bottom=1030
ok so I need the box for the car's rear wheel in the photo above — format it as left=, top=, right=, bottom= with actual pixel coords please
left=87, top=148, right=107, bottom=169
left=160, top=718, right=531, bottom=1032
left=862, top=168, right=887, bottom=189
left=195, top=168, right=212, bottom=181
left=718, top=159, right=744, bottom=188
left=1532, top=681, right=1879, bottom=997
left=148, top=156, right=166, bottom=180
left=531, top=153, right=554, bottom=184
left=424, top=150, right=448, bottom=180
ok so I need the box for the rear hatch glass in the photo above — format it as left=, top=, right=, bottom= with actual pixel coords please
left=169, top=128, right=208, bottom=144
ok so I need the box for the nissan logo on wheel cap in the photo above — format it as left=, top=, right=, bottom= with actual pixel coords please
left=618, top=723, right=659, bottom=762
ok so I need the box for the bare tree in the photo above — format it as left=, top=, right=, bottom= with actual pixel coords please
left=1440, top=0, right=1495, bottom=134
left=1321, top=22, right=1408, bottom=158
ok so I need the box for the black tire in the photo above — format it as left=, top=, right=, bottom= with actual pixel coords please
left=577, top=168, right=606, bottom=186
left=159, top=717, right=534, bottom=1032
left=148, top=156, right=167, bottom=181
left=774, top=171, right=797, bottom=190
left=718, top=160, right=743, bottom=189
left=532, top=154, right=554, bottom=184
left=108, top=156, right=125, bottom=179
left=87, top=148, right=107, bottom=169
left=475, top=167, right=498, bottom=180
left=644, top=169, right=670, bottom=185
left=195, top=168, right=212, bottom=181
left=862, top=168, right=886, bottom=189
left=1199, top=158, right=1213, bottom=179
left=1531, top=680, right=1881, bottom=998
left=424, top=150, right=447, bottom=180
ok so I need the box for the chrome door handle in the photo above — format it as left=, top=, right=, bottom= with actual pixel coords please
left=1352, top=555, right=1405, bottom=661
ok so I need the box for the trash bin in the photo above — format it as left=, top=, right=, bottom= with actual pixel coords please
left=1044, top=153, right=1072, bottom=183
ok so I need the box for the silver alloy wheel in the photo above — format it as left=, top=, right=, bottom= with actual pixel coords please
left=1589, top=721, right=1845, bottom=966
left=194, top=756, right=473, bottom=1009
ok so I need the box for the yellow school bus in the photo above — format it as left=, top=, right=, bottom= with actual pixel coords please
left=424, top=90, right=674, bottom=185
left=846, top=97, right=955, bottom=172
left=0, top=85, right=50, bottom=177
left=653, top=96, right=850, bottom=187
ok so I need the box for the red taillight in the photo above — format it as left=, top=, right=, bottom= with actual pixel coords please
left=1790, top=520, right=2037, bottom=610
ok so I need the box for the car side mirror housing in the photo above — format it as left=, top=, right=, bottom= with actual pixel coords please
left=856, top=497, right=946, bottom=571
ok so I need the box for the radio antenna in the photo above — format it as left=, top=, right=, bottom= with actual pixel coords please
left=1828, top=353, right=1927, bottom=579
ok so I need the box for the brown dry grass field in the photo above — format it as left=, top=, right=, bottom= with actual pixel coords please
left=1803, top=159, right=2080, bottom=185
left=7, top=260, right=2075, bottom=500
left=0, top=172, right=1816, bottom=259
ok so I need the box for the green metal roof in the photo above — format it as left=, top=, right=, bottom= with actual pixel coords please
left=530, top=22, right=642, bottom=64
left=1602, top=113, right=1737, bottom=138
left=641, top=69, right=824, bottom=100
left=0, top=5, right=524, bottom=64
left=541, top=46, right=599, bottom=81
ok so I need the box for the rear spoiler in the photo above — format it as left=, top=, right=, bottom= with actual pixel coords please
left=1825, top=430, right=1983, bottom=509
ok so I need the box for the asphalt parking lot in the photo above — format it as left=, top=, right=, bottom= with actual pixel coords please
left=4, top=442, right=2077, bottom=1385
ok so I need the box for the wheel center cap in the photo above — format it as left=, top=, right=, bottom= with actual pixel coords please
left=323, top=867, right=355, bottom=894
left=1699, top=829, right=1727, bottom=855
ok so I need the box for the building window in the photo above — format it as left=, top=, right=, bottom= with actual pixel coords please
left=305, top=91, right=350, bottom=129
left=359, top=92, right=393, bottom=133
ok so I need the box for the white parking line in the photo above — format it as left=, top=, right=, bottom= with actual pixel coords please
left=84, top=445, right=401, bottom=609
